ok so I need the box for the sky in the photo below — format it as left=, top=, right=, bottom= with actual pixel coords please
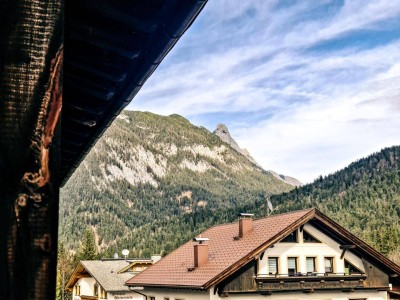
left=127, top=0, right=400, bottom=184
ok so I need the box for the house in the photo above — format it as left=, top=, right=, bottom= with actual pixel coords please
left=126, top=208, right=400, bottom=300
left=66, top=256, right=160, bottom=300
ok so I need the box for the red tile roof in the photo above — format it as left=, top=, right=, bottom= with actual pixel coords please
left=126, top=208, right=315, bottom=289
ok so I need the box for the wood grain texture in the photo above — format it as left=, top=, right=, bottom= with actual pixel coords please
left=0, top=0, right=63, bottom=298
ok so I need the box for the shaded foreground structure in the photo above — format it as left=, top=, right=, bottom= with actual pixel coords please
left=0, top=0, right=207, bottom=298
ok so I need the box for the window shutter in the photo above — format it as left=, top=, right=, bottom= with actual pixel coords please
left=288, top=258, right=296, bottom=269
left=306, top=257, right=315, bottom=272
left=268, top=258, right=277, bottom=274
left=324, top=257, right=333, bottom=272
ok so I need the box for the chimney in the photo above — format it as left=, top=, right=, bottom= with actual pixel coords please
left=193, top=237, right=209, bottom=268
left=239, top=213, right=254, bottom=238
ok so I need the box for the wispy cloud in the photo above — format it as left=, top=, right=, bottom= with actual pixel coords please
left=129, top=0, right=400, bottom=183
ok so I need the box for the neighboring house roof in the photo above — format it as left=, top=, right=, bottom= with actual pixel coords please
left=118, top=259, right=153, bottom=274
left=66, top=259, right=134, bottom=292
left=126, top=208, right=400, bottom=290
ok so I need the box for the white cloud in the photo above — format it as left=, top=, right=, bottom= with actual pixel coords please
left=129, top=0, right=400, bottom=183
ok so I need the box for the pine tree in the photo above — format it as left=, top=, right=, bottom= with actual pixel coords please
left=76, top=228, right=99, bottom=262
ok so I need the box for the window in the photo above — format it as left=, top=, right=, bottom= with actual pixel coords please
left=94, top=283, right=99, bottom=296
left=149, top=297, right=155, bottom=300
left=303, top=230, right=321, bottom=243
left=345, top=260, right=362, bottom=275
left=306, top=257, right=316, bottom=273
left=268, top=257, right=278, bottom=275
left=75, top=285, right=80, bottom=296
left=281, top=230, right=298, bottom=242
left=100, top=286, right=107, bottom=299
left=324, top=257, right=334, bottom=273
left=287, top=257, right=297, bottom=275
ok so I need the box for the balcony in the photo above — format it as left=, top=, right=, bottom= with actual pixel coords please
left=255, top=272, right=366, bottom=292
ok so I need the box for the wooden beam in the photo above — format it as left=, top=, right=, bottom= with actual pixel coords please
left=340, top=245, right=356, bottom=259
left=0, top=0, right=63, bottom=299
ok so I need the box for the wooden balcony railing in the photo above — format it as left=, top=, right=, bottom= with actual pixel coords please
left=255, top=273, right=367, bottom=292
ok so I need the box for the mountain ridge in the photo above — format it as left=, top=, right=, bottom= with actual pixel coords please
left=60, top=111, right=293, bottom=256
left=213, top=123, right=302, bottom=187
left=269, top=145, right=400, bottom=257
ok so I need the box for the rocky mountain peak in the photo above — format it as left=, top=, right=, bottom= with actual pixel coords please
left=214, top=123, right=260, bottom=167
left=213, top=123, right=302, bottom=187
left=214, top=124, right=241, bottom=153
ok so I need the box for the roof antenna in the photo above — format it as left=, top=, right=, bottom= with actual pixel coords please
left=122, top=249, right=129, bottom=260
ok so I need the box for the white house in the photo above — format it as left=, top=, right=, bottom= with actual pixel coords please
left=126, top=208, right=400, bottom=300
left=66, top=256, right=160, bottom=300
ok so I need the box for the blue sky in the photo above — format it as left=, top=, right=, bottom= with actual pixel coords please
left=128, top=0, right=400, bottom=183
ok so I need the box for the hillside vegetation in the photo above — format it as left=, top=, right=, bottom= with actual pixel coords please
left=270, top=146, right=400, bottom=256
left=60, top=111, right=292, bottom=256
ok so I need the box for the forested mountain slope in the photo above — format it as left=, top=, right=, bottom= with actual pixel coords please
left=59, top=111, right=293, bottom=256
left=270, top=146, right=400, bottom=256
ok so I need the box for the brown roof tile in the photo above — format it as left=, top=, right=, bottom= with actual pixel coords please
left=126, top=208, right=315, bottom=289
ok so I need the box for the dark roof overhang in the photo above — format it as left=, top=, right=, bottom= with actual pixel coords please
left=61, top=0, right=208, bottom=185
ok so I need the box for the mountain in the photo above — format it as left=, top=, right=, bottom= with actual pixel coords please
left=213, top=123, right=260, bottom=167
left=59, top=111, right=293, bottom=256
left=213, top=123, right=302, bottom=187
left=268, top=170, right=303, bottom=187
left=269, top=146, right=400, bottom=256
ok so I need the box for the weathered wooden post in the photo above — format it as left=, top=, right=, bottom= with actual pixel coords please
left=0, top=0, right=63, bottom=298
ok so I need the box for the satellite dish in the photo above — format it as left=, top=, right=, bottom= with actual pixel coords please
left=122, top=249, right=129, bottom=258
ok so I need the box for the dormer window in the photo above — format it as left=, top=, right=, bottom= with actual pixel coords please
left=281, top=230, right=298, bottom=243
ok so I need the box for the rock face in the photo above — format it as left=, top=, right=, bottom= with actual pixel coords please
left=268, top=170, right=303, bottom=187
left=60, top=111, right=293, bottom=254
left=213, top=124, right=260, bottom=167
left=213, top=123, right=302, bottom=187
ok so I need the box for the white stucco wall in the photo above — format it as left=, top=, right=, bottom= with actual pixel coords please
left=72, top=277, right=142, bottom=300
left=74, top=277, right=96, bottom=297
left=258, top=223, right=365, bottom=276
left=212, top=290, right=388, bottom=300
left=108, top=291, right=144, bottom=300
left=142, top=288, right=388, bottom=300
left=143, top=288, right=209, bottom=300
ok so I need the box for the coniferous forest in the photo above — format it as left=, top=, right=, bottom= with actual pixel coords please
left=58, top=111, right=400, bottom=294
left=269, top=146, right=400, bottom=258
left=59, top=111, right=292, bottom=258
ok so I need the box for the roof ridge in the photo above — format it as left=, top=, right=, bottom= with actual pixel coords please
left=202, top=208, right=316, bottom=289
left=198, top=207, right=316, bottom=233
left=127, top=208, right=316, bottom=288
left=253, top=207, right=315, bottom=222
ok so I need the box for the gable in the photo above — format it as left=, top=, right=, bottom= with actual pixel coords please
left=260, top=222, right=365, bottom=275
